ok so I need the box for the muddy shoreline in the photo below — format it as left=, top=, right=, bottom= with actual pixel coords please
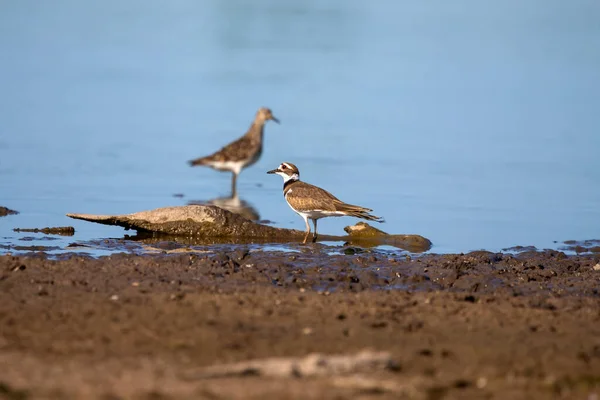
left=1, top=249, right=600, bottom=399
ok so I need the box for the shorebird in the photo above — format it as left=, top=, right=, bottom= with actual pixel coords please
left=189, top=107, right=279, bottom=195
left=267, top=162, right=384, bottom=243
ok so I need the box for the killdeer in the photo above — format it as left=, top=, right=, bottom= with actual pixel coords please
left=189, top=107, right=279, bottom=195
left=267, top=162, right=384, bottom=243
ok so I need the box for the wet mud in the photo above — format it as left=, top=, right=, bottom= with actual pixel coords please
left=562, top=239, right=600, bottom=254
left=1, top=249, right=600, bottom=399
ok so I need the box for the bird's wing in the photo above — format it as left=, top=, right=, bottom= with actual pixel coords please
left=332, top=199, right=373, bottom=213
left=285, top=182, right=341, bottom=212
left=191, top=135, right=258, bottom=165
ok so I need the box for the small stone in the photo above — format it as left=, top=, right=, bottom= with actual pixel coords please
left=593, top=263, right=600, bottom=271
left=543, top=375, right=556, bottom=386
left=131, top=281, right=140, bottom=287
left=170, top=293, right=185, bottom=301
left=371, top=321, right=388, bottom=329
left=476, top=377, right=487, bottom=389
left=110, top=295, right=119, bottom=301
left=343, top=247, right=363, bottom=255
left=302, top=327, right=313, bottom=335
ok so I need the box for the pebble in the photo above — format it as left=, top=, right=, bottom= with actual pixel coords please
left=593, top=263, right=600, bottom=271
left=110, top=295, right=119, bottom=301
left=476, top=377, right=488, bottom=389
left=302, top=327, right=313, bottom=335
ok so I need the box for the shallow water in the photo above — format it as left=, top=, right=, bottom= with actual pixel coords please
left=1, top=0, right=599, bottom=255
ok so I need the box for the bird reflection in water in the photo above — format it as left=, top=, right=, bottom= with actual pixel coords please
left=188, top=193, right=260, bottom=222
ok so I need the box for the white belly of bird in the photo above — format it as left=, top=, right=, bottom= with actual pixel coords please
left=207, top=160, right=244, bottom=175
left=294, top=208, right=346, bottom=220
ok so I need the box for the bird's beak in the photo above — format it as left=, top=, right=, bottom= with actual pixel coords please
left=267, top=169, right=279, bottom=174
left=270, top=115, right=280, bottom=124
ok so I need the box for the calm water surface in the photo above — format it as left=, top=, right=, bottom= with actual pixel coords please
left=1, top=0, right=599, bottom=254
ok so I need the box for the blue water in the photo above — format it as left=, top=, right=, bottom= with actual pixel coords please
left=1, top=0, right=599, bottom=254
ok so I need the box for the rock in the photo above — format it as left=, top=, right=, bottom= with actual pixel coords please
left=67, top=205, right=432, bottom=252
left=0, top=206, right=18, bottom=217
left=560, top=239, right=600, bottom=254
left=344, top=222, right=432, bottom=253
left=13, top=226, right=75, bottom=236
left=181, top=350, right=396, bottom=379
left=502, top=245, right=538, bottom=253
left=67, top=205, right=305, bottom=239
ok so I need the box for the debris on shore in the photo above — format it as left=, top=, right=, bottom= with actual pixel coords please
left=0, top=206, right=19, bottom=217
left=13, top=226, right=75, bottom=236
left=67, top=205, right=432, bottom=252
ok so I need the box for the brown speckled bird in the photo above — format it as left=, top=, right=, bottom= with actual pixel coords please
left=189, top=107, right=279, bottom=195
left=267, top=162, right=384, bottom=242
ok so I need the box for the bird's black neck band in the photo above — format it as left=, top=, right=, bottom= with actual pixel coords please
left=283, top=178, right=298, bottom=191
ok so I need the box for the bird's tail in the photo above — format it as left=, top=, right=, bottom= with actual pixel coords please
left=188, top=157, right=208, bottom=167
left=347, top=210, right=385, bottom=223
left=335, top=202, right=385, bottom=223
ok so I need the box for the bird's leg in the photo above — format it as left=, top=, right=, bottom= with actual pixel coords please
left=312, top=219, right=318, bottom=243
left=231, top=173, right=238, bottom=198
left=302, top=216, right=311, bottom=244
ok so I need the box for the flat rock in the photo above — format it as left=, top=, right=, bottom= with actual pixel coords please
left=67, top=205, right=432, bottom=252
left=68, top=205, right=305, bottom=238
left=182, top=350, right=396, bottom=379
